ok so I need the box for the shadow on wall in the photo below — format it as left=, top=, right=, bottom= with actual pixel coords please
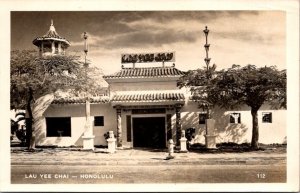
left=33, top=94, right=62, bottom=145
left=282, top=136, right=287, bottom=144
left=211, top=109, right=248, bottom=144
left=180, top=109, right=248, bottom=144
left=75, top=133, right=83, bottom=146
left=181, top=112, right=206, bottom=143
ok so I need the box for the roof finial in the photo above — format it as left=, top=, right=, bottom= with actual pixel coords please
left=49, top=19, right=55, bottom=31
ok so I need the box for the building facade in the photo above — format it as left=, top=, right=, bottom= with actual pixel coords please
left=32, top=21, right=286, bottom=148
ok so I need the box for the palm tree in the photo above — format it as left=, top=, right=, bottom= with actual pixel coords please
left=11, top=111, right=26, bottom=145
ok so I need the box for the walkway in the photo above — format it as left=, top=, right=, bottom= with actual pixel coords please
left=11, top=147, right=286, bottom=166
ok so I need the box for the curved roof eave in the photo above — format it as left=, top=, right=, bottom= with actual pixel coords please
left=32, top=37, right=71, bottom=46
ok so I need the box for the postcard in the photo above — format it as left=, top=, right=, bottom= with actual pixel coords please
left=0, top=0, right=299, bottom=192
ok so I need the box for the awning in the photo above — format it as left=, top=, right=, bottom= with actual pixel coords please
left=111, top=91, right=185, bottom=104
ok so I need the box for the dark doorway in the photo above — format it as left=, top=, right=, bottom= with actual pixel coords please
left=133, top=117, right=166, bottom=148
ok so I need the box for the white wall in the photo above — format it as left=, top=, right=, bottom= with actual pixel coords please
left=90, top=104, right=117, bottom=146
left=178, top=101, right=286, bottom=144
left=34, top=95, right=286, bottom=147
left=109, top=80, right=178, bottom=92
left=36, top=103, right=117, bottom=147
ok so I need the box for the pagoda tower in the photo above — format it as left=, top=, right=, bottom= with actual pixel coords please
left=33, top=20, right=70, bottom=56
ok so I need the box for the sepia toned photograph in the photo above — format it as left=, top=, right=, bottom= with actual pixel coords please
left=1, top=0, right=299, bottom=192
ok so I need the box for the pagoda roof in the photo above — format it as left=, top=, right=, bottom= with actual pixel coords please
left=111, top=91, right=185, bottom=103
left=52, top=96, right=110, bottom=104
left=33, top=20, right=70, bottom=47
left=103, top=66, right=185, bottom=79
left=51, top=91, right=185, bottom=104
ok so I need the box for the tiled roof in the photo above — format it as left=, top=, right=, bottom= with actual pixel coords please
left=33, top=22, right=70, bottom=46
left=52, top=96, right=110, bottom=104
left=33, top=35, right=70, bottom=46
left=44, top=30, right=67, bottom=40
left=103, top=67, right=185, bottom=79
left=112, top=92, right=185, bottom=102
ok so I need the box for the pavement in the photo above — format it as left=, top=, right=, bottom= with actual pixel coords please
left=11, top=146, right=286, bottom=166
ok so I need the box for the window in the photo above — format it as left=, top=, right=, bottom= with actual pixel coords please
left=230, top=113, right=241, bottom=124
left=94, top=116, right=104, bottom=126
left=199, top=113, right=207, bottom=124
left=46, top=117, right=71, bottom=137
left=262, top=112, right=272, bottom=123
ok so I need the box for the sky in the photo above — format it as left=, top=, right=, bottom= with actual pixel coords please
left=11, top=11, right=286, bottom=75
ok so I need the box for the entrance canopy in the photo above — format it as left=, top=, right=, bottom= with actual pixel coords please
left=111, top=91, right=185, bottom=107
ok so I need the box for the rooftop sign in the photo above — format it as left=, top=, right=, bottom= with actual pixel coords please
left=121, top=52, right=175, bottom=64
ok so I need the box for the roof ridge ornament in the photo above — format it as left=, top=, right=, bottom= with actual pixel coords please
left=49, top=19, right=56, bottom=32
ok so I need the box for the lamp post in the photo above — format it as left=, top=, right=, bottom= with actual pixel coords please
left=203, top=26, right=211, bottom=71
left=83, top=32, right=88, bottom=68
left=203, top=26, right=212, bottom=119
left=203, top=26, right=217, bottom=149
left=82, top=31, right=94, bottom=150
left=83, top=31, right=89, bottom=115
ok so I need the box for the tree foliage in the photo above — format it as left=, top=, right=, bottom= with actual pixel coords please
left=178, top=64, right=217, bottom=111
left=178, top=64, right=286, bottom=149
left=210, top=65, right=286, bottom=111
left=11, top=50, right=105, bottom=107
left=10, top=50, right=105, bottom=148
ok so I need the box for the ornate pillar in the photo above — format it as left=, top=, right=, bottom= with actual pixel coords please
left=51, top=41, right=55, bottom=54
left=58, top=42, right=62, bottom=54
left=82, top=99, right=94, bottom=150
left=175, top=104, right=182, bottom=146
left=116, top=107, right=122, bottom=147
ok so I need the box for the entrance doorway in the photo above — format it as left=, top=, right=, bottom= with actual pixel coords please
left=132, top=117, right=166, bottom=148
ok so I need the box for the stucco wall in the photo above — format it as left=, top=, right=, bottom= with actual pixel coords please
left=178, top=101, right=286, bottom=144
left=110, top=81, right=178, bottom=92
left=90, top=104, right=117, bottom=146
left=36, top=103, right=117, bottom=147
left=34, top=95, right=286, bottom=147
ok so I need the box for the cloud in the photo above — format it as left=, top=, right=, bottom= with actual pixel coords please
left=70, top=16, right=205, bottom=50
left=70, top=33, right=103, bottom=47
left=16, top=11, right=284, bottom=75
left=69, top=11, right=284, bottom=52
left=71, top=30, right=199, bottom=51
left=211, top=11, right=285, bottom=45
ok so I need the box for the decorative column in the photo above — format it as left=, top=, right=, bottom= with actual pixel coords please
left=51, top=41, right=55, bottom=54
left=58, top=42, right=62, bottom=54
left=81, top=32, right=94, bottom=150
left=179, top=130, right=188, bottom=153
left=205, top=119, right=217, bottom=149
left=116, top=107, right=122, bottom=147
left=203, top=26, right=217, bottom=149
left=82, top=99, right=95, bottom=150
left=175, top=104, right=182, bottom=146
left=203, top=26, right=211, bottom=71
